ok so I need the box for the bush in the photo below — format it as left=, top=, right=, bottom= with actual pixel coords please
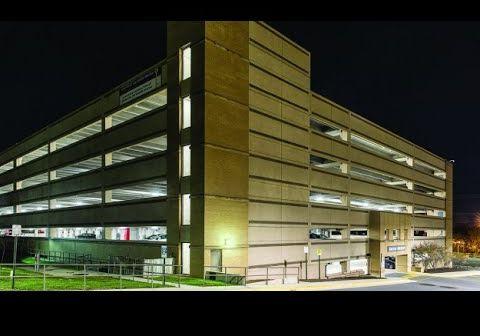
left=413, top=242, right=451, bottom=270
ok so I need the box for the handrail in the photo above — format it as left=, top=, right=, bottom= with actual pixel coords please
left=0, top=262, right=301, bottom=290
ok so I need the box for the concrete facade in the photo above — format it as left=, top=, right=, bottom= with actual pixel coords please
left=0, top=21, right=452, bottom=279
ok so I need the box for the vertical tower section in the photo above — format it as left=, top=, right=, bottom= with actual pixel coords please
left=167, top=21, right=250, bottom=277
left=166, top=21, right=205, bottom=273
left=445, top=161, right=453, bottom=253
left=201, top=21, right=250, bottom=277
left=247, top=21, right=312, bottom=275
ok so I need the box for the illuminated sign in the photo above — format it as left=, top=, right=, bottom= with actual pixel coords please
left=387, top=245, right=406, bottom=252
left=119, top=68, right=162, bottom=105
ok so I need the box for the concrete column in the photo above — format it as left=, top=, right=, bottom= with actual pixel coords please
left=105, top=115, right=113, bottom=130
left=49, top=228, right=57, bottom=238
left=104, top=227, right=113, bottom=240
left=370, top=261, right=383, bottom=278
left=379, top=252, right=385, bottom=278
left=340, top=260, right=350, bottom=274
left=104, top=153, right=112, bottom=166
left=401, top=228, right=409, bottom=241
left=49, top=141, right=57, bottom=152
left=104, top=190, right=112, bottom=203
left=168, top=21, right=250, bottom=278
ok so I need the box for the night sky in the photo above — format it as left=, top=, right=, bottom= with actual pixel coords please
left=0, top=21, right=477, bottom=208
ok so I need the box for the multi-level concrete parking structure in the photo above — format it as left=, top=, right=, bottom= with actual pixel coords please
left=0, top=21, right=452, bottom=279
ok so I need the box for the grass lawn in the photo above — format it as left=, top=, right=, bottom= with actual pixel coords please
left=0, top=266, right=171, bottom=291
left=152, top=275, right=238, bottom=287
left=0, top=267, right=32, bottom=277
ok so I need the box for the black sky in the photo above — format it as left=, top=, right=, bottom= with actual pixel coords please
left=0, top=21, right=477, bottom=198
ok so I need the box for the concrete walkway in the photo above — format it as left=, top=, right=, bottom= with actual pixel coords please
left=99, top=276, right=413, bottom=291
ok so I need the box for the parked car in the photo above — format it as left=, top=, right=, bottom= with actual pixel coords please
left=330, top=230, right=342, bottom=239
left=385, top=257, right=396, bottom=269
left=145, top=234, right=167, bottom=241
left=414, top=230, right=428, bottom=237
left=309, top=230, right=342, bottom=240
left=21, top=229, right=35, bottom=236
left=76, top=232, right=97, bottom=239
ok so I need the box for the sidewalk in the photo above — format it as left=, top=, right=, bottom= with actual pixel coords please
left=409, top=270, right=480, bottom=279
left=100, top=276, right=414, bottom=291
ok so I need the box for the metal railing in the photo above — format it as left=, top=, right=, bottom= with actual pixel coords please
left=202, top=265, right=300, bottom=286
left=29, top=249, right=148, bottom=265
left=29, top=249, right=94, bottom=264
left=0, top=262, right=300, bottom=291
left=244, top=266, right=300, bottom=285
left=0, top=263, right=186, bottom=291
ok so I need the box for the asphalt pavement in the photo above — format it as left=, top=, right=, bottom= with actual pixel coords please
left=335, top=271, right=480, bottom=291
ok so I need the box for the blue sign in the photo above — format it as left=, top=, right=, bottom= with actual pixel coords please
left=387, top=245, right=406, bottom=252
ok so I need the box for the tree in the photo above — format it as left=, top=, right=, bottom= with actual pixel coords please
left=474, top=212, right=480, bottom=230
left=467, top=226, right=480, bottom=255
left=413, top=242, right=449, bottom=270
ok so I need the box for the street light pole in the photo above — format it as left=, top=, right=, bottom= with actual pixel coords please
left=318, top=255, right=321, bottom=279
left=11, top=235, right=18, bottom=290
left=303, top=246, right=309, bottom=280
left=304, top=252, right=308, bottom=280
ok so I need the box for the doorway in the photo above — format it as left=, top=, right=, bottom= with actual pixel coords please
left=181, top=243, right=190, bottom=274
left=396, top=254, right=408, bottom=272
left=210, top=249, right=222, bottom=272
left=384, top=256, right=396, bottom=274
